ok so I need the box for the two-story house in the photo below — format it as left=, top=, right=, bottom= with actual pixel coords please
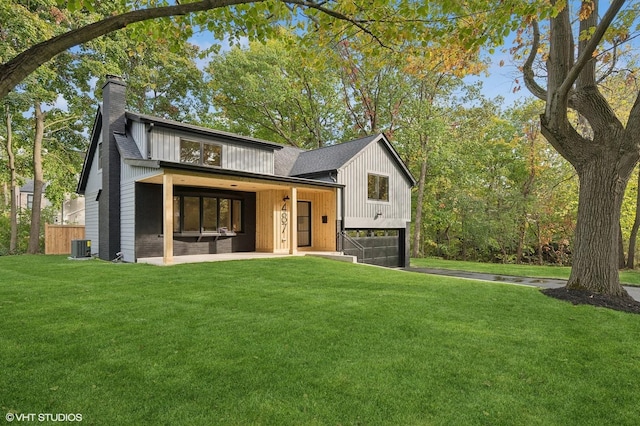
left=77, top=76, right=415, bottom=266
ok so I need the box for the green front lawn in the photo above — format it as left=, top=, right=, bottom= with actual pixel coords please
left=411, top=257, right=640, bottom=286
left=2, top=255, right=640, bottom=425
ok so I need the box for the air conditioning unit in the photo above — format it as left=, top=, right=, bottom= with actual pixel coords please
left=70, top=239, right=91, bottom=258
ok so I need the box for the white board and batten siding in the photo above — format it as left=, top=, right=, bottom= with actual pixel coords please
left=148, top=127, right=275, bottom=175
left=130, top=121, right=148, bottom=159
left=339, top=140, right=412, bottom=229
left=84, top=196, right=99, bottom=255
left=84, top=133, right=103, bottom=254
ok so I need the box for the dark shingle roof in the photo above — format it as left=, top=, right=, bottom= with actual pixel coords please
left=126, top=111, right=284, bottom=150
left=288, top=135, right=378, bottom=177
left=114, top=132, right=143, bottom=160
left=274, top=145, right=306, bottom=176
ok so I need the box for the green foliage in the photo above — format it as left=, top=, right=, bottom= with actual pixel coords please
left=0, top=208, right=30, bottom=255
left=0, top=205, right=55, bottom=255
left=95, top=34, right=208, bottom=122
left=205, top=33, right=345, bottom=147
left=410, top=97, right=578, bottom=264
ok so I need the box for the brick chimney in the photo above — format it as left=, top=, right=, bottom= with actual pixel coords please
left=99, top=75, right=126, bottom=261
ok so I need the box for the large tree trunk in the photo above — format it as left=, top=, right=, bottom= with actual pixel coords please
left=627, top=169, right=640, bottom=268
left=4, top=106, right=18, bottom=253
left=566, top=156, right=630, bottom=297
left=27, top=102, right=45, bottom=254
left=522, top=0, right=638, bottom=297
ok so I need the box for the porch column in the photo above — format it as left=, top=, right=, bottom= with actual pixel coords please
left=163, top=173, right=174, bottom=265
left=289, top=187, right=297, bottom=254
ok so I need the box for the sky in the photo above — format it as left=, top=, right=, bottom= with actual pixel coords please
left=465, top=48, right=535, bottom=107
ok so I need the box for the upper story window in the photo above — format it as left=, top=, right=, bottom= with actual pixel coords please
left=180, top=139, right=222, bottom=167
left=367, top=173, right=389, bottom=201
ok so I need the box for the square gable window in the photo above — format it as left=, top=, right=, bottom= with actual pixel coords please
left=180, top=139, right=222, bottom=167
left=368, top=173, right=389, bottom=201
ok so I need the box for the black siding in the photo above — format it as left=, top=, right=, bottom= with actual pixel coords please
left=134, top=183, right=256, bottom=259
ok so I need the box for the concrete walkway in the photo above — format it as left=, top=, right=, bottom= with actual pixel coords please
left=137, top=251, right=355, bottom=266
left=404, top=267, right=640, bottom=302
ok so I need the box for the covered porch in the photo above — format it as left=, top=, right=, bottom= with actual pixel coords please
left=136, top=169, right=341, bottom=265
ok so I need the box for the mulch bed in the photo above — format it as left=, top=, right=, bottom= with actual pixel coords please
left=542, top=287, right=640, bottom=314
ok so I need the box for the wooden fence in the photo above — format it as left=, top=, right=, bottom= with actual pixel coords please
left=45, top=224, right=86, bottom=255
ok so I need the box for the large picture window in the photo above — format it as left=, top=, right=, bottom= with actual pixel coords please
left=367, top=173, right=389, bottom=201
left=180, top=139, right=222, bottom=167
left=173, top=195, right=243, bottom=233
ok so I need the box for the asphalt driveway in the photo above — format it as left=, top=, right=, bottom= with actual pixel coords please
left=404, top=267, right=640, bottom=302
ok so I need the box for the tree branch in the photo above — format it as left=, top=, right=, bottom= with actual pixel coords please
left=621, top=91, right=640, bottom=173
left=558, top=0, right=626, bottom=99
left=596, top=42, right=619, bottom=85
left=0, top=0, right=257, bottom=101
left=0, top=0, right=385, bottom=102
left=287, top=0, right=389, bottom=48
left=522, top=20, right=547, bottom=101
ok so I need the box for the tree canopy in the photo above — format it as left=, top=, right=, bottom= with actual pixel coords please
left=1, top=0, right=557, bottom=103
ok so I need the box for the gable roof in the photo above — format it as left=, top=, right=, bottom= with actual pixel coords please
left=274, top=145, right=306, bottom=176
left=77, top=107, right=287, bottom=194
left=287, top=135, right=378, bottom=177
left=114, top=132, right=143, bottom=160
left=77, top=105, right=415, bottom=195
left=286, top=134, right=416, bottom=186
left=77, top=107, right=103, bottom=194
left=126, top=111, right=284, bottom=151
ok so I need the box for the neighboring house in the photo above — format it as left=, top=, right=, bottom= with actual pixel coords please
left=77, top=76, right=415, bottom=266
left=18, top=180, right=50, bottom=211
left=57, top=195, right=85, bottom=225
left=18, top=180, right=85, bottom=225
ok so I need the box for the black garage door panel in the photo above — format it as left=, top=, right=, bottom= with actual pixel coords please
left=342, top=231, right=402, bottom=267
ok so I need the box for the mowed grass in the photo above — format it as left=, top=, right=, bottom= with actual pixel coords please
left=411, top=257, right=640, bottom=286
left=2, top=256, right=640, bottom=425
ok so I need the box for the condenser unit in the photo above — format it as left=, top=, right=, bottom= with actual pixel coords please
left=70, top=239, right=91, bottom=258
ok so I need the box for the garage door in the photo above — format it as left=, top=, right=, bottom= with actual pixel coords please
left=342, top=229, right=403, bottom=267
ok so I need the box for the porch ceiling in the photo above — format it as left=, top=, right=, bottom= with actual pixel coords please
left=138, top=170, right=334, bottom=193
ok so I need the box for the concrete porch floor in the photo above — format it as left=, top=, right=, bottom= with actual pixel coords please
left=137, top=251, right=356, bottom=266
